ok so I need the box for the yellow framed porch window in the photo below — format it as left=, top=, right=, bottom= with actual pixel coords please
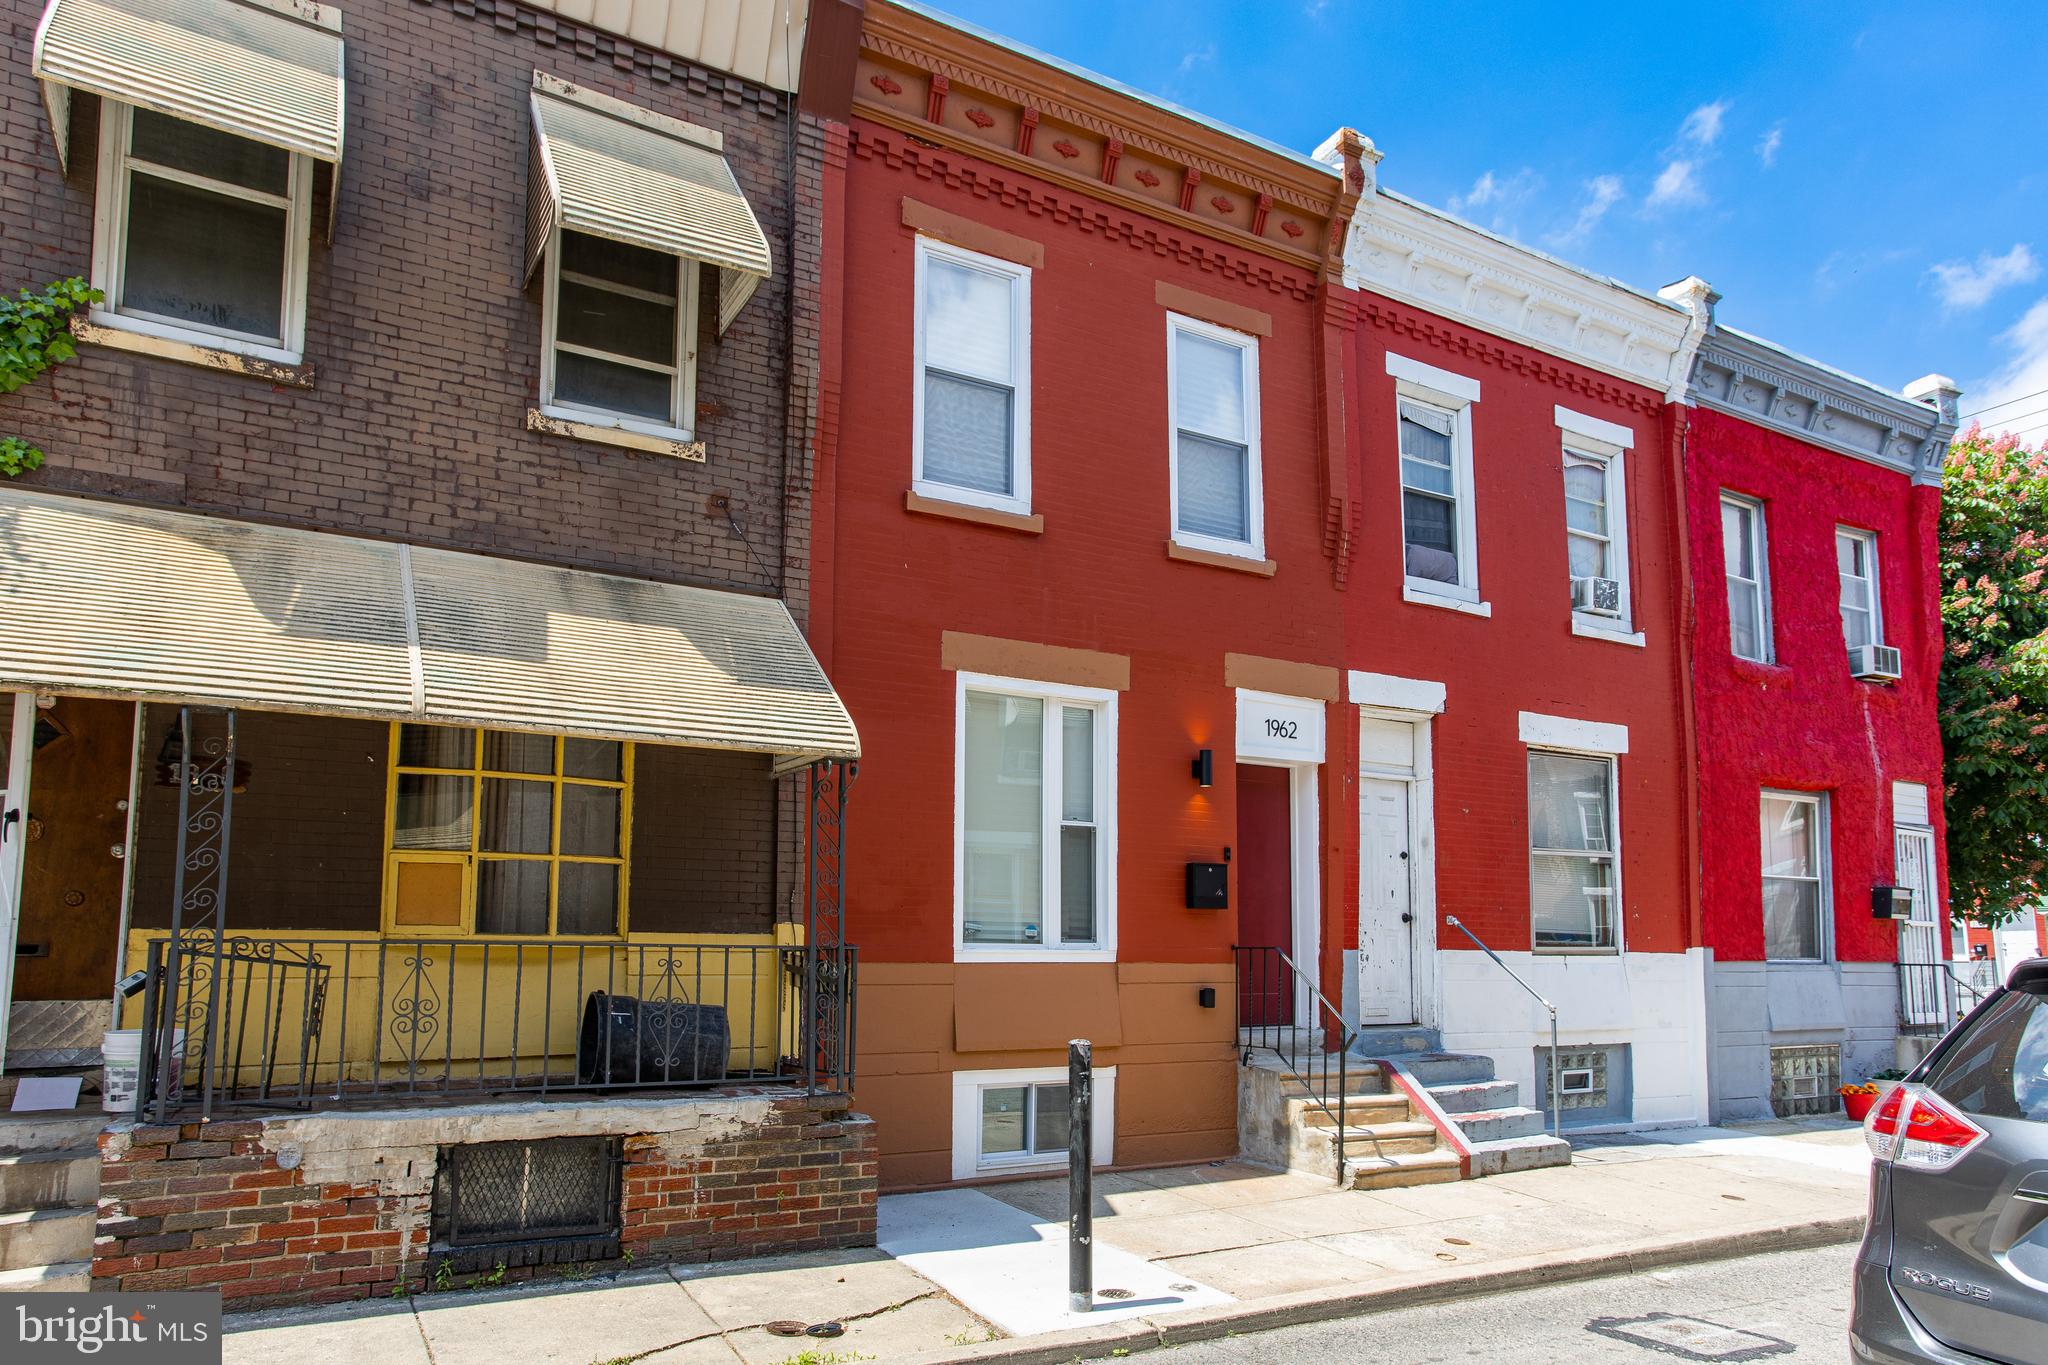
left=383, top=724, right=633, bottom=937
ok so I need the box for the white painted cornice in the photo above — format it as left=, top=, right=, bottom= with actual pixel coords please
left=1339, top=178, right=1694, bottom=395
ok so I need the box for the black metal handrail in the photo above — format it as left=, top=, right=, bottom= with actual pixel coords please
left=1445, top=916, right=1560, bottom=1138
left=1897, top=960, right=1985, bottom=1037
left=1232, top=944, right=1358, bottom=1185
left=133, top=934, right=857, bottom=1122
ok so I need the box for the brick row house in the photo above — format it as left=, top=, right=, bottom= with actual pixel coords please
left=0, top=0, right=880, bottom=1304
left=810, top=0, right=1966, bottom=1190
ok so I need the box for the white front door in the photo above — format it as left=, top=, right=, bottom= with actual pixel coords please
left=1358, top=776, right=1415, bottom=1024
left=1895, top=827, right=1942, bottom=1025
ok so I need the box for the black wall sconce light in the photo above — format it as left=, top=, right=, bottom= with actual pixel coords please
left=1192, top=748, right=1214, bottom=787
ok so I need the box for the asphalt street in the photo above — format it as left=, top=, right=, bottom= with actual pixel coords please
left=1165, top=1241, right=1858, bottom=1362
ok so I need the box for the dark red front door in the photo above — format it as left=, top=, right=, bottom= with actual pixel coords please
left=1235, top=763, right=1294, bottom=1027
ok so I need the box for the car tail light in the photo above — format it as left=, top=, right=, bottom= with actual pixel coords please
left=1864, top=1083, right=1988, bottom=1171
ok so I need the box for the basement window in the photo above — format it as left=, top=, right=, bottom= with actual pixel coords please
left=1769, top=1044, right=1841, bottom=1118
left=431, top=1137, right=621, bottom=1271
left=950, top=1066, right=1115, bottom=1180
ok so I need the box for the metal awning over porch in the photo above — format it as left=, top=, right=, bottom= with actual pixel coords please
left=0, top=487, right=858, bottom=770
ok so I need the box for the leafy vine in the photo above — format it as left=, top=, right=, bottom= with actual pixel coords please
left=1, top=276, right=101, bottom=476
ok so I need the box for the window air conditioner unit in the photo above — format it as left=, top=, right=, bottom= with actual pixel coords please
left=1572, top=576, right=1622, bottom=617
left=1850, top=644, right=1903, bottom=681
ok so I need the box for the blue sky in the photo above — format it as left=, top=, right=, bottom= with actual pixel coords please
left=919, top=0, right=2048, bottom=441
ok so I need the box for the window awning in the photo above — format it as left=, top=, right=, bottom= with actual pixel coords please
left=526, top=71, right=773, bottom=334
left=0, top=488, right=858, bottom=771
left=32, top=0, right=346, bottom=233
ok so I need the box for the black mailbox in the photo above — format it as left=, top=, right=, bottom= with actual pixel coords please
left=1186, top=861, right=1228, bottom=910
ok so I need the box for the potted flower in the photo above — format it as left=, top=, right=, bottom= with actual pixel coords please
left=1839, top=1082, right=1882, bottom=1121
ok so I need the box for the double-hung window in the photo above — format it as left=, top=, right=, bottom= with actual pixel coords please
left=386, top=724, right=631, bottom=938
left=1167, top=314, right=1264, bottom=559
left=914, top=239, right=1031, bottom=514
left=1837, top=528, right=1883, bottom=654
left=955, top=675, right=1114, bottom=959
left=541, top=231, right=698, bottom=438
left=1761, top=791, right=1828, bottom=961
left=1555, top=407, right=1635, bottom=633
left=92, top=104, right=313, bottom=363
left=1388, top=353, right=1482, bottom=606
left=1720, top=493, right=1773, bottom=662
left=1528, top=751, right=1619, bottom=953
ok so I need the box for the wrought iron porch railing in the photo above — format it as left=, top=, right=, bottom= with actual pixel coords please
left=1233, top=944, right=1357, bottom=1186
left=1897, top=960, right=1987, bottom=1037
left=132, top=936, right=857, bottom=1123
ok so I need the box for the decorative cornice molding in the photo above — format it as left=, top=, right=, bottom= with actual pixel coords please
left=1358, top=296, right=1667, bottom=418
left=855, top=2, right=1355, bottom=280
left=1339, top=182, right=1690, bottom=396
left=1685, top=327, right=1961, bottom=486
left=851, top=129, right=1315, bottom=302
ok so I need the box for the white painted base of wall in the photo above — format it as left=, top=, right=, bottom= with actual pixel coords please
left=1436, top=947, right=1711, bottom=1128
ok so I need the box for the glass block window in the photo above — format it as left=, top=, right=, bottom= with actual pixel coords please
left=1770, top=1044, right=1841, bottom=1118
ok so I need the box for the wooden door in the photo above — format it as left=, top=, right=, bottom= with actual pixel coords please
left=1358, top=776, right=1417, bottom=1025
left=1235, top=763, right=1294, bottom=1027
left=16, top=697, right=133, bottom=1001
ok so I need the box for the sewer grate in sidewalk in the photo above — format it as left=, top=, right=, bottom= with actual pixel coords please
left=1586, top=1313, right=1794, bottom=1361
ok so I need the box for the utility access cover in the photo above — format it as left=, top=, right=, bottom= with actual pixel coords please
left=1586, top=1313, right=1794, bottom=1362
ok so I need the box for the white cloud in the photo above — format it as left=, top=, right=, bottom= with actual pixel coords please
left=1680, top=100, right=1730, bottom=147
left=1449, top=168, right=1541, bottom=215
left=1966, top=297, right=2048, bottom=441
left=1176, top=43, right=1216, bottom=75
left=1547, top=174, right=1626, bottom=248
left=1644, top=159, right=1704, bottom=211
left=1757, top=125, right=1783, bottom=168
left=1929, top=243, right=2040, bottom=311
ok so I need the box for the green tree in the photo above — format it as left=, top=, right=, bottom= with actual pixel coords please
left=0, top=275, right=100, bottom=476
left=1940, top=423, right=2048, bottom=924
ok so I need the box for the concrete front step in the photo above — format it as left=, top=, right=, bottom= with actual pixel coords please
left=0, top=1112, right=107, bottom=1157
left=0, top=1207, right=94, bottom=1272
left=1299, top=1094, right=1412, bottom=1128
left=0, top=1148, right=100, bottom=1212
left=1419, top=1078, right=1521, bottom=1115
left=1345, top=1148, right=1463, bottom=1190
left=1377, top=1052, right=1497, bottom=1086
left=1468, top=1133, right=1574, bottom=1177
left=1321, top=1120, right=1440, bottom=1157
left=0, top=1260, right=91, bottom=1293
left=1447, top=1106, right=1551, bottom=1143
left=1350, top=1025, right=1439, bottom=1055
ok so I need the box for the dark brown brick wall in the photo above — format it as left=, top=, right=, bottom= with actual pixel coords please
left=0, top=0, right=821, bottom=621
left=630, top=745, right=777, bottom=934
left=93, top=1095, right=877, bottom=1309
left=131, top=708, right=388, bottom=933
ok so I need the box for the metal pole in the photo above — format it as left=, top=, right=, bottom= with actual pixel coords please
left=1068, top=1038, right=1092, bottom=1315
left=1549, top=1006, right=1561, bottom=1140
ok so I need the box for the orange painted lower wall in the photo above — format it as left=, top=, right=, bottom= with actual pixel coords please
left=853, top=961, right=1238, bottom=1189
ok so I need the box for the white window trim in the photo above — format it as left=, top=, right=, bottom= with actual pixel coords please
left=912, top=237, right=1032, bottom=516
left=1553, top=405, right=1636, bottom=450
left=1347, top=670, right=1447, bottom=715
left=1762, top=789, right=1832, bottom=963
left=1561, top=431, right=1635, bottom=635
left=1721, top=492, right=1775, bottom=664
left=90, top=101, right=313, bottom=366
left=950, top=1065, right=1116, bottom=1180
left=953, top=671, right=1117, bottom=963
left=1518, top=711, right=1629, bottom=755
left=1836, top=525, right=1885, bottom=653
left=1388, top=356, right=1483, bottom=608
left=1527, top=747, right=1623, bottom=956
left=1167, top=311, right=1265, bottom=560
left=538, top=227, right=700, bottom=443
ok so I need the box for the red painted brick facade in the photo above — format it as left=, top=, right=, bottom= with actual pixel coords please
left=1685, top=405, right=1948, bottom=964
left=1339, top=300, right=1695, bottom=960
left=93, top=1095, right=876, bottom=1308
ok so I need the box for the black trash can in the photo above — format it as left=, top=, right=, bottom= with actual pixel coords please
left=576, top=991, right=730, bottom=1087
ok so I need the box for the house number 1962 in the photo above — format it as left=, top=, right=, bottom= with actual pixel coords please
left=1263, top=718, right=1299, bottom=740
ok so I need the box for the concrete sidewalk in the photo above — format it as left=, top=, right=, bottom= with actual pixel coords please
left=220, top=1120, right=1871, bottom=1365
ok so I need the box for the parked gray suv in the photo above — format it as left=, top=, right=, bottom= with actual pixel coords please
left=1852, top=957, right=2048, bottom=1363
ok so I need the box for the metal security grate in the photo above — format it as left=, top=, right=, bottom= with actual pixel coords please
left=433, top=1138, right=621, bottom=1267
left=1769, top=1044, right=1841, bottom=1118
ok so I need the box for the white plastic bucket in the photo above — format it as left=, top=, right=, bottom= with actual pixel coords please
left=101, top=1029, right=182, bottom=1115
